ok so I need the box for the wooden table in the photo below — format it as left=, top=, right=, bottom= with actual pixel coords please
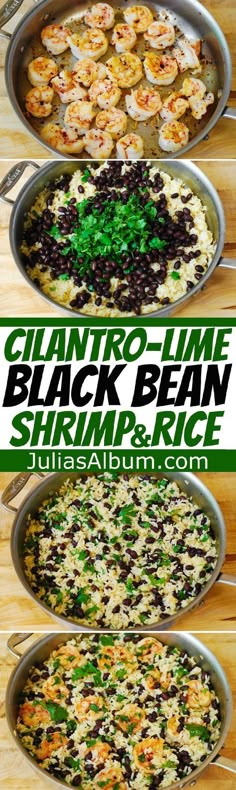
left=0, top=0, right=235, bottom=159
left=0, top=158, right=236, bottom=317
left=0, top=471, right=235, bottom=631
left=0, top=632, right=235, bottom=789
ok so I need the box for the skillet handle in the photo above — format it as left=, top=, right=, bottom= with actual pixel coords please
left=0, top=0, right=25, bottom=38
left=222, top=107, right=236, bottom=121
left=213, top=756, right=236, bottom=773
left=7, top=633, right=33, bottom=660
left=216, top=573, right=236, bottom=587
left=0, top=0, right=41, bottom=38
left=1, top=471, right=44, bottom=513
left=0, top=161, right=40, bottom=205
left=218, top=258, right=236, bottom=269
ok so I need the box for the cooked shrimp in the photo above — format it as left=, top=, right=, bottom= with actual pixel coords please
left=189, top=91, right=214, bottom=119
left=126, top=86, right=162, bottom=120
left=84, top=3, right=115, bottom=30
left=181, top=76, right=206, bottom=99
left=144, top=20, right=175, bottom=49
left=72, top=58, right=107, bottom=86
left=116, top=133, right=144, bottom=160
left=116, top=703, right=144, bottom=733
left=190, top=38, right=202, bottom=56
left=27, top=56, right=58, bottom=87
left=137, top=638, right=164, bottom=663
left=144, top=668, right=161, bottom=690
left=160, top=91, right=189, bottom=121
left=181, top=76, right=214, bottom=118
left=41, top=123, right=85, bottom=154
left=51, top=70, right=87, bottom=103
left=64, top=100, right=96, bottom=134
left=36, top=732, right=67, bottom=760
left=85, top=741, right=111, bottom=763
left=187, top=680, right=212, bottom=709
left=106, top=52, right=143, bottom=88
left=173, top=37, right=201, bottom=73
left=161, top=673, right=172, bottom=690
left=41, top=24, right=70, bottom=55
left=133, top=737, right=164, bottom=772
left=25, top=85, right=54, bottom=118
left=96, top=107, right=127, bottom=138
left=111, top=23, right=137, bottom=53
left=94, top=766, right=127, bottom=790
left=98, top=645, right=137, bottom=671
left=43, top=674, right=68, bottom=702
left=19, top=702, right=51, bottom=728
left=83, top=128, right=114, bottom=158
left=89, top=77, right=121, bottom=109
left=68, top=29, right=108, bottom=61
left=159, top=120, right=189, bottom=152
left=75, top=694, right=107, bottom=721
left=144, top=52, right=178, bottom=86
left=166, top=715, right=190, bottom=745
left=123, top=5, right=153, bottom=33
left=53, top=643, right=83, bottom=668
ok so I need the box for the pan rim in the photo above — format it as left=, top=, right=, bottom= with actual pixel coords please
left=8, top=157, right=226, bottom=318
left=5, top=630, right=233, bottom=790
left=10, top=469, right=226, bottom=632
left=4, top=0, right=233, bottom=160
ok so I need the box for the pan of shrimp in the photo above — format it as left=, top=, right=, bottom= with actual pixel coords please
left=5, top=631, right=236, bottom=789
left=0, top=0, right=235, bottom=159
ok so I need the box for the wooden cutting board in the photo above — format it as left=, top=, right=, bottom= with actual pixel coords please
left=0, top=158, right=236, bottom=317
left=0, top=471, right=235, bottom=631
left=0, top=0, right=235, bottom=159
left=0, top=632, right=235, bottom=789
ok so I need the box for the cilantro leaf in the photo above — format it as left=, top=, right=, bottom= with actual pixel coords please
left=44, top=702, right=68, bottom=723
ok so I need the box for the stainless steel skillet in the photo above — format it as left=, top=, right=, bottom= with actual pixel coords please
left=0, top=0, right=235, bottom=159
left=5, top=631, right=236, bottom=788
left=2, top=470, right=236, bottom=632
left=0, top=158, right=235, bottom=318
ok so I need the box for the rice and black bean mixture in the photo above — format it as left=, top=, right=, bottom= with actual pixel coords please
left=16, top=634, right=221, bottom=789
left=21, top=161, right=215, bottom=316
left=23, top=474, right=217, bottom=628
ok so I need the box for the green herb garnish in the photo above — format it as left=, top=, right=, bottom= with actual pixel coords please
left=45, top=702, right=68, bottom=723
left=170, top=271, right=181, bottom=280
left=186, top=724, right=210, bottom=741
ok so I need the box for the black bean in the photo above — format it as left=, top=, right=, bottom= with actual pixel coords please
left=71, top=776, right=81, bottom=786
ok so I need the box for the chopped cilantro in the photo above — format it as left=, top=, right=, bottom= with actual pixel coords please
left=47, top=225, right=61, bottom=240
left=44, top=702, right=68, bottom=723
left=147, top=574, right=166, bottom=586
left=65, top=756, right=81, bottom=770
left=139, top=613, right=147, bottom=623
left=186, top=724, right=210, bottom=741
left=116, top=668, right=127, bottom=680
left=119, top=503, right=136, bottom=524
left=58, top=193, right=167, bottom=277
left=162, top=760, right=177, bottom=768
left=72, top=662, right=103, bottom=686
left=81, top=168, right=91, bottom=183
left=100, top=635, right=115, bottom=646
left=126, top=579, right=134, bottom=595
left=67, top=719, right=77, bottom=734
left=77, top=549, right=88, bottom=561
left=174, top=666, right=188, bottom=679
left=76, top=588, right=90, bottom=605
